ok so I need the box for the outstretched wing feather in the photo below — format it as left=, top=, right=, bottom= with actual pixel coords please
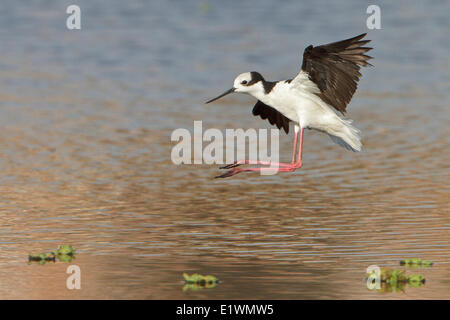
left=300, top=33, right=373, bottom=113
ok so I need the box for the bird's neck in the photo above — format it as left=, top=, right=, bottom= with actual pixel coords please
left=248, top=81, right=276, bottom=104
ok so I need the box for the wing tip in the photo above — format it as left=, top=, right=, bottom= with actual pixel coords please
left=354, top=33, right=368, bottom=41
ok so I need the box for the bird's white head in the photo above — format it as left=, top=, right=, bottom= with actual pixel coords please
left=205, top=71, right=266, bottom=104
left=233, top=72, right=259, bottom=93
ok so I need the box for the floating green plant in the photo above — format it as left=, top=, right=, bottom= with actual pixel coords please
left=407, top=274, right=426, bottom=287
left=28, top=245, right=76, bottom=264
left=28, top=252, right=56, bottom=265
left=383, top=269, right=407, bottom=285
left=56, top=245, right=75, bottom=256
left=182, top=273, right=219, bottom=291
left=56, top=253, right=75, bottom=263
left=366, top=267, right=425, bottom=293
left=400, top=258, right=433, bottom=267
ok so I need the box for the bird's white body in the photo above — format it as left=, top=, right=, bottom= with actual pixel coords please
left=235, top=71, right=362, bottom=151
left=248, top=71, right=324, bottom=127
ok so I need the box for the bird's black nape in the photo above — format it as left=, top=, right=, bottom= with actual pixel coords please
left=249, top=71, right=276, bottom=94
left=248, top=71, right=264, bottom=85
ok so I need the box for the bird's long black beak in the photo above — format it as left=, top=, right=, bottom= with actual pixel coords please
left=205, top=88, right=235, bottom=104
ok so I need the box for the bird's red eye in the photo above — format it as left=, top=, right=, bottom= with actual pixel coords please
left=241, top=80, right=248, bottom=85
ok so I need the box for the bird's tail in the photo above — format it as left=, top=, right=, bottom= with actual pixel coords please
left=326, top=117, right=362, bottom=152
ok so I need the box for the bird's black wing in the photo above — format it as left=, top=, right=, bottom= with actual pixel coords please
left=300, top=33, right=372, bottom=114
left=252, top=100, right=290, bottom=134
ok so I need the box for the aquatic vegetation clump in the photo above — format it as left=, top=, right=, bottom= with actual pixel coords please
left=381, top=269, right=407, bottom=285
left=182, top=273, right=219, bottom=291
left=28, top=252, right=56, bottom=264
left=366, top=267, right=425, bottom=284
left=399, top=258, right=433, bottom=267
left=55, top=245, right=76, bottom=262
left=366, top=267, right=425, bottom=293
left=28, top=245, right=76, bottom=265
left=407, top=274, right=426, bottom=287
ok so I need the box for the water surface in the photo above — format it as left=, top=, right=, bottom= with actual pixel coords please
left=0, top=0, right=449, bottom=299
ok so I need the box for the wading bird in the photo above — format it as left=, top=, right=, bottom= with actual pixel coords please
left=206, top=33, right=372, bottom=178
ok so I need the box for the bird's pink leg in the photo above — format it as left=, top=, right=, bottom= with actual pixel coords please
left=221, top=130, right=299, bottom=169
left=216, top=128, right=304, bottom=178
left=291, top=129, right=299, bottom=164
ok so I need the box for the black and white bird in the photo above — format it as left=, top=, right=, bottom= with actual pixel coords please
left=206, top=33, right=372, bottom=178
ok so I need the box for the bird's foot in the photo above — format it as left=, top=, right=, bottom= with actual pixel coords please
left=220, top=160, right=294, bottom=169
left=215, top=167, right=243, bottom=178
